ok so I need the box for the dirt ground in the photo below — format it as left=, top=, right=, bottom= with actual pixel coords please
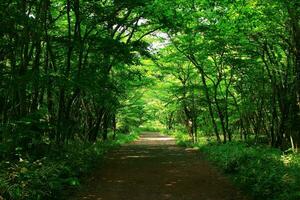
left=70, top=132, right=249, bottom=200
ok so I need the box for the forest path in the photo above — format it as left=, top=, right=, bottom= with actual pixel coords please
left=71, top=132, right=248, bottom=200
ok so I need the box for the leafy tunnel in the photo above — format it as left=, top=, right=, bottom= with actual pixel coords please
left=0, top=0, right=300, bottom=199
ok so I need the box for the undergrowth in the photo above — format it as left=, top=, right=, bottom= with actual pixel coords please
left=201, top=142, right=300, bottom=200
left=0, top=132, right=138, bottom=200
left=168, top=130, right=300, bottom=200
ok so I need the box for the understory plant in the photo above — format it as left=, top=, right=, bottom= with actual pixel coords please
left=201, top=142, right=300, bottom=200
left=0, top=133, right=138, bottom=200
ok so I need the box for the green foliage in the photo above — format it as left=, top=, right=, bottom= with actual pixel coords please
left=201, top=143, right=300, bottom=200
left=139, top=126, right=162, bottom=132
left=0, top=132, right=138, bottom=200
left=1, top=111, right=51, bottom=160
left=1, top=0, right=300, bottom=199
left=163, top=129, right=193, bottom=147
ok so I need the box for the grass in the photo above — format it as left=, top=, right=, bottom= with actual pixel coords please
left=0, top=132, right=139, bottom=200
left=167, top=130, right=300, bottom=200
left=138, top=125, right=163, bottom=132
left=201, top=142, right=300, bottom=200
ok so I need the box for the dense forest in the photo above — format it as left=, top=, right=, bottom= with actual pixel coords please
left=0, top=0, right=300, bottom=199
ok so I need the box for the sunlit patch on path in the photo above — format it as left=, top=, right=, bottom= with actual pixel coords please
left=71, top=132, right=249, bottom=200
left=141, top=137, right=174, bottom=141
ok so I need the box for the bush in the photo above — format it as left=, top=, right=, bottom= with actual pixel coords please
left=201, top=142, right=300, bottom=200
left=162, top=130, right=191, bottom=147
left=0, top=132, right=138, bottom=200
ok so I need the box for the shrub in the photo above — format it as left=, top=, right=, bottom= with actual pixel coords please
left=201, top=142, right=300, bottom=200
left=0, top=132, right=138, bottom=200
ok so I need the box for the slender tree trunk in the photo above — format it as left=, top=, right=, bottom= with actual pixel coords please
left=112, top=114, right=117, bottom=140
left=102, top=112, right=109, bottom=141
left=287, top=2, right=300, bottom=150
left=198, top=70, right=221, bottom=142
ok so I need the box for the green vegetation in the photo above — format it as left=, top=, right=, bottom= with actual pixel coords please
left=0, top=132, right=138, bottom=200
left=165, top=130, right=300, bottom=200
left=1, top=0, right=300, bottom=199
left=201, top=143, right=300, bottom=200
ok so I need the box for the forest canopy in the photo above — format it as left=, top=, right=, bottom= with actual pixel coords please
left=0, top=0, right=300, bottom=199
left=1, top=0, right=299, bottom=150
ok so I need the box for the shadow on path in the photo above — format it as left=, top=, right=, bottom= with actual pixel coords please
left=70, top=132, right=248, bottom=200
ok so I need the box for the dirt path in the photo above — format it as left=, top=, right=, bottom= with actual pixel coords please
left=70, top=132, right=248, bottom=200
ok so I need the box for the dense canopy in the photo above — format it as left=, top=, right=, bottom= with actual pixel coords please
left=0, top=0, right=299, bottom=199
